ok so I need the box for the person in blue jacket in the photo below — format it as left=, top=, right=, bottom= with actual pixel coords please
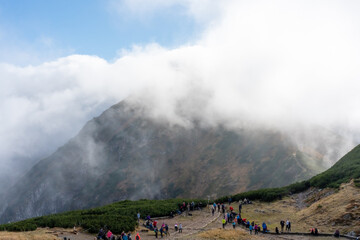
left=262, top=222, right=267, bottom=233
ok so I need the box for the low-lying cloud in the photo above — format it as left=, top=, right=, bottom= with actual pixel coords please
left=1, top=0, right=360, bottom=193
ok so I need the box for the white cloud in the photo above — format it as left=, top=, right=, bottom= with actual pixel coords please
left=1, top=0, right=360, bottom=192
left=109, top=0, right=223, bottom=23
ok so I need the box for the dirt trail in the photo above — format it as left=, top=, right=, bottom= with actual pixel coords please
left=137, top=208, right=222, bottom=239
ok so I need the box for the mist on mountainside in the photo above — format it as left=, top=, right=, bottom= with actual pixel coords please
left=1, top=0, right=360, bottom=216
left=0, top=99, right=338, bottom=223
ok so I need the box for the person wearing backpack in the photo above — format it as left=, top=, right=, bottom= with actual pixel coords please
left=135, top=233, right=141, bottom=240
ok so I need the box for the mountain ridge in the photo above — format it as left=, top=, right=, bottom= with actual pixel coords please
left=0, top=99, right=330, bottom=223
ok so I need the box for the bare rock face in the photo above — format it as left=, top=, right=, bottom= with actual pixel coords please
left=0, top=100, right=325, bottom=223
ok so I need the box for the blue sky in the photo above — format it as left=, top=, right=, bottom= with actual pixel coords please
left=0, top=0, right=200, bottom=64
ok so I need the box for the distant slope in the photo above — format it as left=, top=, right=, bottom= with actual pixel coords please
left=0, top=100, right=326, bottom=223
left=309, top=144, right=360, bottom=188
left=217, top=144, right=360, bottom=203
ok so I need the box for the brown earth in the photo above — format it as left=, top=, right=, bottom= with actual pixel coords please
left=0, top=228, right=58, bottom=240
left=239, top=181, right=360, bottom=236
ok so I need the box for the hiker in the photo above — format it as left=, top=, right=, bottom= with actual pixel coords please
left=137, top=212, right=141, bottom=223
left=262, top=222, right=267, bottom=233
left=217, top=203, right=221, bottom=212
left=280, top=220, right=285, bottom=232
left=239, top=202, right=242, bottom=213
left=236, top=215, right=241, bottom=224
left=222, top=218, right=226, bottom=228
left=135, top=233, right=141, bottom=240
left=229, top=212, right=233, bottom=222
left=175, top=224, right=178, bottom=231
left=221, top=203, right=225, bottom=214
left=314, top=228, right=318, bottom=235
left=232, top=220, right=236, bottom=229
left=159, top=227, right=163, bottom=238
left=254, top=224, right=258, bottom=234
left=179, top=223, right=183, bottom=233
left=334, top=229, right=340, bottom=238
left=249, top=224, right=253, bottom=234
left=228, top=197, right=232, bottom=205
left=211, top=205, right=215, bottom=216
left=97, top=228, right=105, bottom=239
left=149, top=222, right=154, bottom=231
left=165, top=224, right=169, bottom=236
left=227, top=212, right=230, bottom=223
left=153, top=220, right=158, bottom=229
left=127, top=233, right=132, bottom=240
left=288, top=221, right=291, bottom=232
left=275, top=227, right=279, bottom=234
left=154, top=228, right=158, bottom=238
left=106, top=230, right=113, bottom=240
left=122, top=234, right=128, bottom=240
left=285, top=220, right=290, bottom=232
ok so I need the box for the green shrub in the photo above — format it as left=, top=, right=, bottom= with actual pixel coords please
left=0, top=198, right=205, bottom=234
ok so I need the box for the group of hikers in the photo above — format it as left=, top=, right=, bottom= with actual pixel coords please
left=144, top=217, right=172, bottom=238
left=143, top=201, right=201, bottom=238
left=214, top=198, right=298, bottom=237
left=96, top=228, right=141, bottom=240
left=279, top=219, right=292, bottom=233
left=216, top=199, right=270, bottom=235
left=94, top=198, right=360, bottom=239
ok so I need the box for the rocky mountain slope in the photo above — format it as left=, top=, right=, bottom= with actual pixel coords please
left=0, top=100, right=330, bottom=223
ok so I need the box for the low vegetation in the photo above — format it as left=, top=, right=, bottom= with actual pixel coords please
left=0, top=199, right=204, bottom=233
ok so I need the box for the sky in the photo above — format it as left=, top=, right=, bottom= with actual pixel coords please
left=0, top=0, right=210, bottom=65
left=1, top=0, right=360, bottom=194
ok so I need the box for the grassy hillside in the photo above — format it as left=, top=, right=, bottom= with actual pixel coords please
left=239, top=181, right=360, bottom=235
left=217, top=144, right=360, bottom=203
left=309, top=144, right=360, bottom=188
left=0, top=199, right=204, bottom=234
